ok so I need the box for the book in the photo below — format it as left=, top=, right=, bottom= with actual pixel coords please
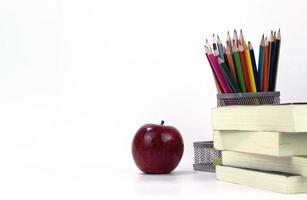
left=216, top=165, right=307, bottom=194
left=222, top=151, right=307, bottom=177
left=212, top=104, right=307, bottom=132
left=213, top=130, right=307, bottom=156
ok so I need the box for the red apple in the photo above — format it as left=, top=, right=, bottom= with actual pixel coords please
left=132, top=121, right=184, bottom=174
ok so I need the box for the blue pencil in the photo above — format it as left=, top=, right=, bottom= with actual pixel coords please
left=257, top=35, right=265, bottom=91
left=248, top=42, right=260, bottom=92
left=268, top=31, right=275, bottom=91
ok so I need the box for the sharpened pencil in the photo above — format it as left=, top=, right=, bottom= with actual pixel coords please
left=217, top=57, right=241, bottom=93
left=262, top=37, right=269, bottom=91
left=226, top=31, right=231, bottom=47
left=244, top=42, right=257, bottom=92
left=225, top=45, right=238, bottom=83
left=206, top=39, right=212, bottom=52
left=212, top=34, right=218, bottom=52
left=239, top=29, right=245, bottom=46
left=239, top=44, right=252, bottom=92
left=248, top=42, right=260, bottom=92
left=217, top=35, right=225, bottom=60
left=205, top=44, right=223, bottom=94
left=232, top=44, right=246, bottom=92
left=233, top=29, right=239, bottom=47
left=258, top=35, right=265, bottom=91
left=268, top=31, right=275, bottom=91
left=271, top=29, right=281, bottom=91
left=206, top=47, right=231, bottom=93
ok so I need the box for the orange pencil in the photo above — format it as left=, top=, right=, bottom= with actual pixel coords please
left=239, top=44, right=251, bottom=92
left=225, top=46, right=238, bottom=83
left=262, top=37, right=269, bottom=92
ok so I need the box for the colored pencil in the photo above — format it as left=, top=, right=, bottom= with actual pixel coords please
left=239, top=29, right=245, bottom=46
left=258, top=35, right=265, bottom=91
left=223, top=47, right=232, bottom=73
left=239, top=29, right=256, bottom=92
left=206, top=38, right=212, bottom=52
left=205, top=43, right=223, bottom=94
left=262, top=37, right=269, bottom=91
left=271, top=29, right=281, bottom=91
left=239, top=44, right=252, bottom=92
left=233, top=29, right=239, bottom=47
left=268, top=31, right=275, bottom=91
left=206, top=48, right=231, bottom=93
left=248, top=42, right=260, bottom=92
left=244, top=42, right=257, bottom=92
left=225, top=45, right=238, bottom=83
left=206, top=53, right=223, bottom=94
left=226, top=31, right=231, bottom=47
left=217, top=35, right=225, bottom=60
left=232, top=44, right=246, bottom=92
left=212, top=34, right=218, bottom=52
left=217, top=57, right=241, bottom=93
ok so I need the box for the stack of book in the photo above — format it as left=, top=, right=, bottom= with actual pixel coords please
left=212, top=104, right=307, bottom=194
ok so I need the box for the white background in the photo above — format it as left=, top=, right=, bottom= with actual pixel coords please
left=1, top=0, right=307, bottom=199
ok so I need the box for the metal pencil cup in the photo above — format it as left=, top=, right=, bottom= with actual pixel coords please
left=217, top=91, right=280, bottom=107
left=193, top=141, right=221, bottom=172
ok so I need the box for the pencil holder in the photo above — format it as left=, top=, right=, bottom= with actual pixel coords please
left=193, top=141, right=221, bottom=172
left=217, top=91, right=280, bottom=107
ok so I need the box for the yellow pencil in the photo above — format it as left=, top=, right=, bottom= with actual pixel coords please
left=244, top=42, right=257, bottom=92
left=240, top=30, right=256, bottom=92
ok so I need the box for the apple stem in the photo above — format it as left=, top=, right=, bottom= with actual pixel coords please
left=161, top=120, right=164, bottom=125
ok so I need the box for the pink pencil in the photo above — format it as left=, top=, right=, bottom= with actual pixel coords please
left=207, top=52, right=231, bottom=93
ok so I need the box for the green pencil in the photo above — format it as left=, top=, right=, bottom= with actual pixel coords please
left=232, top=45, right=246, bottom=92
left=217, top=57, right=241, bottom=93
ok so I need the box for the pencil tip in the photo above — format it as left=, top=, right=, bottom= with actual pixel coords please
left=277, top=29, right=281, bottom=39
left=217, top=56, right=223, bottom=63
left=248, top=41, right=253, bottom=48
left=260, top=36, right=264, bottom=45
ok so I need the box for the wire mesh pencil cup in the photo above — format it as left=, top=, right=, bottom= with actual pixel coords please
left=217, top=91, right=280, bottom=107
left=193, top=141, right=221, bottom=172
left=193, top=91, right=280, bottom=172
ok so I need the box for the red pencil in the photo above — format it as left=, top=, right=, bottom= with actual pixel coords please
left=262, top=37, right=269, bottom=91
